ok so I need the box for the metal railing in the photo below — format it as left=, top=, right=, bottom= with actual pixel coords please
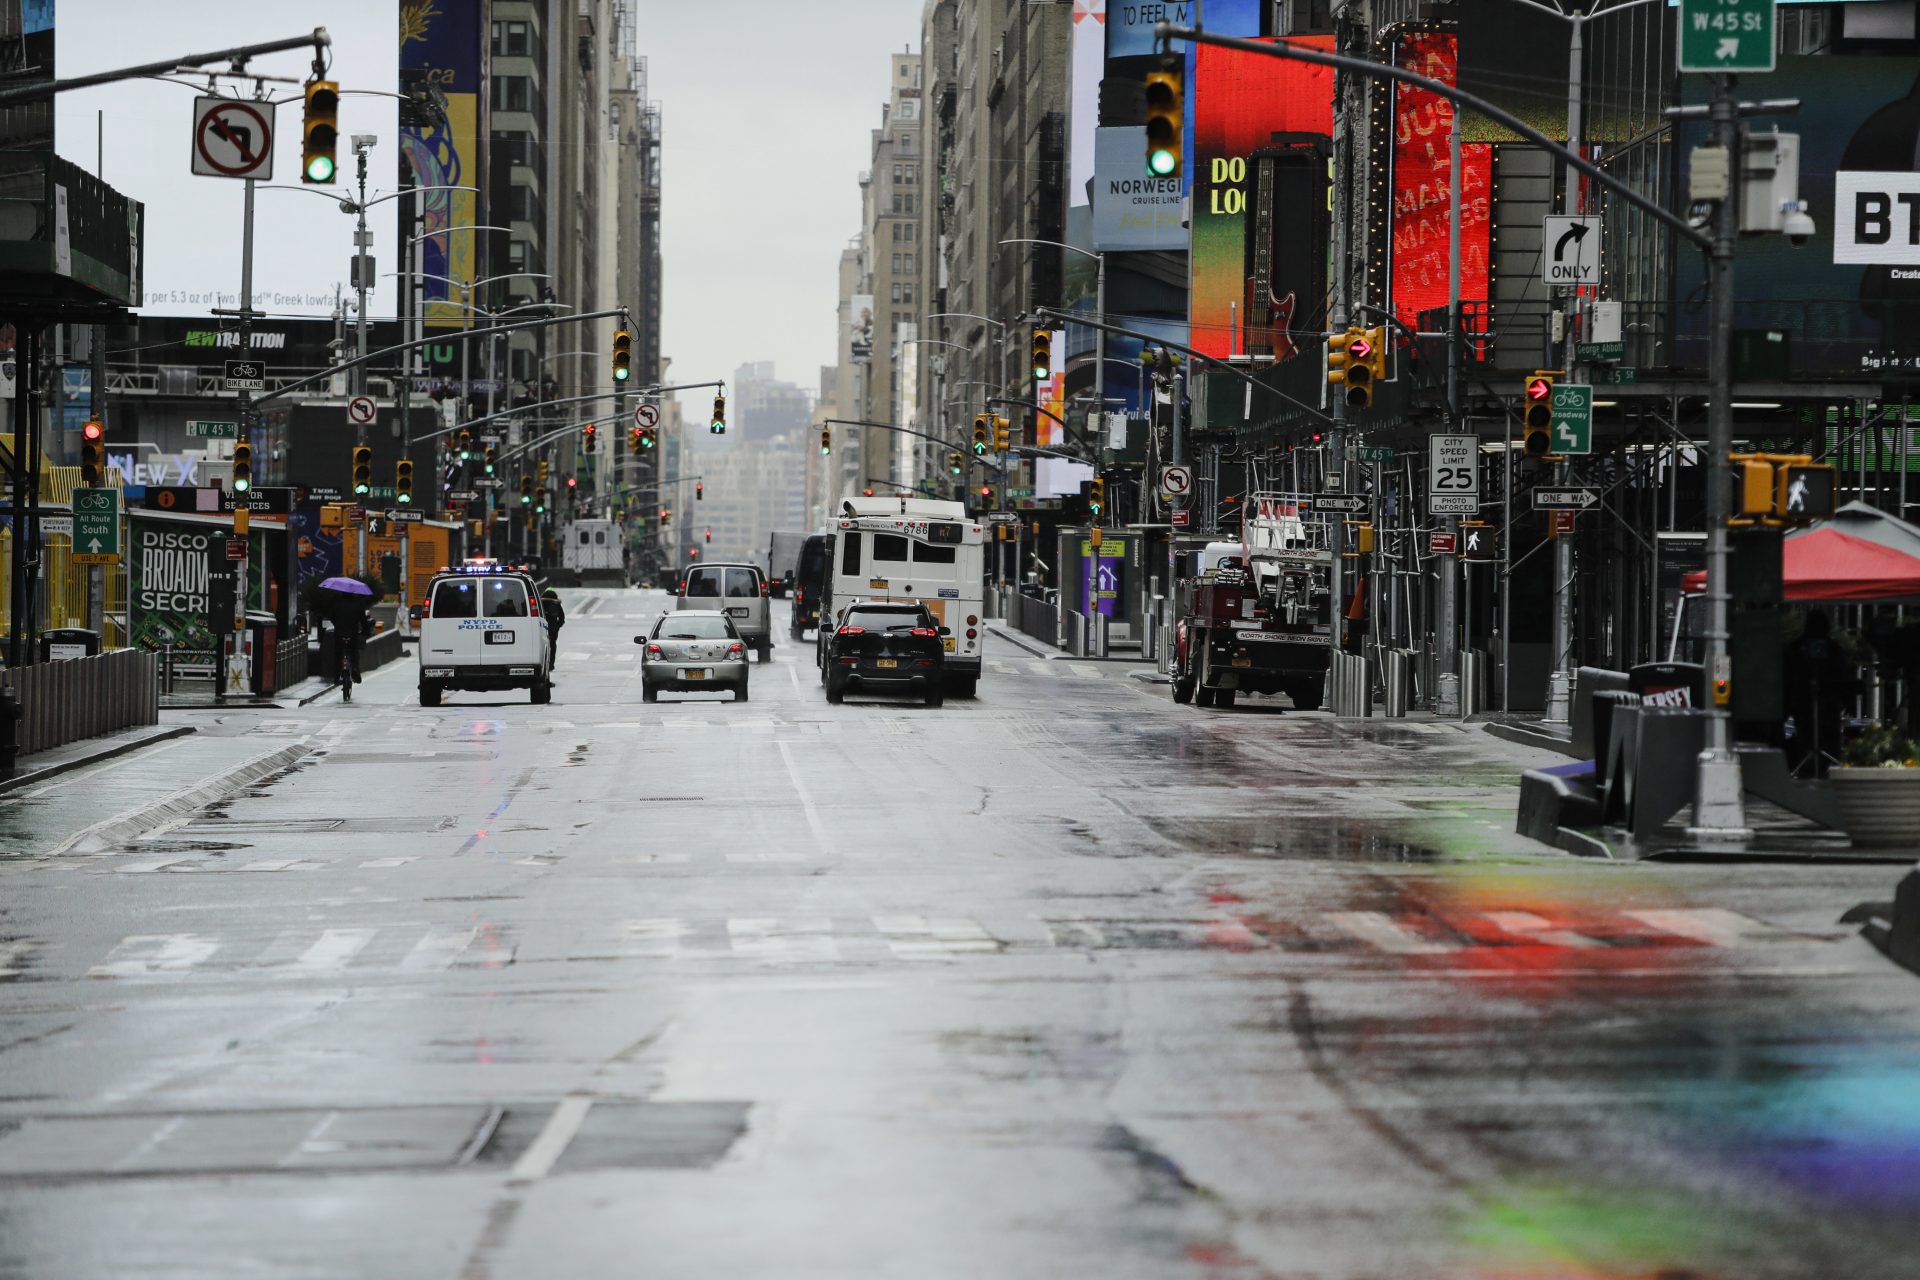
left=1012, top=589, right=1059, bottom=650
left=274, top=633, right=309, bottom=692
left=5, top=647, right=158, bottom=756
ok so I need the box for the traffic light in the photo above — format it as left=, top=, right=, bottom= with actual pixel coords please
left=1523, top=373, right=1554, bottom=457
left=611, top=329, right=632, bottom=383
left=535, top=487, right=548, bottom=514
left=537, top=458, right=550, bottom=485
left=1327, top=328, right=1353, bottom=393
left=1144, top=64, right=1182, bottom=178
left=660, top=507, right=671, bottom=527
left=1361, top=326, right=1388, bottom=386
left=704, top=528, right=712, bottom=544
left=1735, top=457, right=1775, bottom=517
left=301, top=79, right=340, bottom=184
left=994, top=416, right=1011, bottom=453
left=80, top=418, right=105, bottom=488
left=1342, top=327, right=1374, bottom=410
left=583, top=422, right=597, bottom=452
left=972, top=415, right=989, bottom=456
left=1031, top=329, right=1052, bottom=382
left=351, top=445, right=372, bottom=496
left=630, top=426, right=643, bottom=452
left=819, top=425, right=831, bottom=456
left=520, top=476, right=534, bottom=506
left=458, top=430, right=473, bottom=461
left=394, top=458, right=413, bottom=505
left=710, top=393, right=726, bottom=434
left=1776, top=458, right=1836, bottom=523
left=1089, top=475, right=1106, bottom=518
left=484, top=444, right=497, bottom=474
left=948, top=451, right=963, bottom=476
left=637, top=426, right=656, bottom=450
left=695, top=481, right=704, bottom=501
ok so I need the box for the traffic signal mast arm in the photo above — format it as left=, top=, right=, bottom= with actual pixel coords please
left=823, top=417, right=1015, bottom=475
left=0, top=28, right=331, bottom=107
left=413, top=379, right=727, bottom=448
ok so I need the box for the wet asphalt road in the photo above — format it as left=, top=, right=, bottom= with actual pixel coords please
left=1, top=586, right=1917, bottom=1279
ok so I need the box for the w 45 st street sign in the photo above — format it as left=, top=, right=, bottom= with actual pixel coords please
left=1679, top=0, right=1776, bottom=74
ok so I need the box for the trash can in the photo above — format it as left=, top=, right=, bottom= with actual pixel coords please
left=40, top=628, right=100, bottom=663
left=245, top=611, right=278, bottom=694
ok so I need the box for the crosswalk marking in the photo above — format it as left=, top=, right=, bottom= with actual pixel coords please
left=89, top=934, right=221, bottom=978
left=0, top=940, right=31, bottom=978
left=398, top=928, right=478, bottom=973
left=290, top=929, right=377, bottom=973
left=1325, top=912, right=1462, bottom=955
left=62, top=907, right=1806, bottom=984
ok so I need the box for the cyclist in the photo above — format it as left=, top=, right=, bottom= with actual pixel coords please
left=539, top=584, right=566, bottom=672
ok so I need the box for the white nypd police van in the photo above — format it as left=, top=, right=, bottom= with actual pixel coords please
left=416, top=562, right=552, bottom=706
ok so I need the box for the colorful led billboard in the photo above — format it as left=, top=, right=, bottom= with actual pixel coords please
left=1388, top=33, right=1493, bottom=331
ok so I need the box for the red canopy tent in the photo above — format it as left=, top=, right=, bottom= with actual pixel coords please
left=1682, top=504, right=1920, bottom=602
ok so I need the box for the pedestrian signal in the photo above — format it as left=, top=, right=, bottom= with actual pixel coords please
left=1776, top=461, right=1835, bottom=523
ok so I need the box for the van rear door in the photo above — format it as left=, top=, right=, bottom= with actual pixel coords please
left=425, top=577, right=483, bottom=667
left=475, top=576, right=544, bottom=672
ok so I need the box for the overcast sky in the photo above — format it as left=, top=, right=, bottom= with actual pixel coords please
left=642, top=1, right=921, bottom=415
left=51, top=0, right=918, bottom=420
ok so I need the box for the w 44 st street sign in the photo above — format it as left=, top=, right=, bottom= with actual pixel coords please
left=1679, top=0, right=1776, bottom=74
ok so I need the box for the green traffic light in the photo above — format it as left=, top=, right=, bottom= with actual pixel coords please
left=233, top=477, right=250, bottom=492
left=613, top=366, right=630, bottom=382
left=305, top=154, right=336, bottom=183
left=1147, top=149, right=1177, bottom=177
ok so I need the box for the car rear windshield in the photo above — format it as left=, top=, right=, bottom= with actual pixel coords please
left=685, top=569, right=722, bottom=597
left=431, top=579, right=478, bottom=618
left=482, top=578, right=531, bottom=617
left=847, top=609, right=930, bottom=631
left=656, top=615, right=734, bottom=639
left=724, top=568, right=760, bottom=598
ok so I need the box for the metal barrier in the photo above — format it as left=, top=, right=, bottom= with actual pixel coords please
left=274, top=633, right=309, bottom=693
left=1091, top=611, right=1109, bottom=659
left=1142, top=611, right=1159, bottom=663
left=363, top=628, right=403, bottom=673
left=1012, top=591, right=1059, bottom=649
left=1461, top=649, right=1489, bottom=716
left=4, top=647, right=158, bottom=756
left=1329, top=651, right=1374, bottom=718
left=1384, top=649, right=1415, bottom=718
left=159, top=646, right=219, bottom=693
left=1065, top=610, right=1087, bottom=658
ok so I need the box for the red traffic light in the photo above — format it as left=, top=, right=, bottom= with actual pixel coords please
left=1349, top=337, right=1373, bottom=360
left=566, top=476, right=578, bottom=489
left=862, top=488, right=875, bottom=497
left=1526, top=377, right=1552, bottom=402
left=82, top=419, right=104, bottom=442
left=978, top=485, right=991, bottom=497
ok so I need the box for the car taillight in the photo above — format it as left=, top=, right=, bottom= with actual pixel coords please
left=420, top=599, right=431, bottom=618
left=677, top=581, right=687, bottom=595
left=795, top=588, right=805, bottom=603
left=647, top=644, right=662, bottom=657
left=909, top=627, right=938, bottom=638
left=729, top=642, right=745, bottom=655
left=837, top=626, right=865, bottom=636
left=528, top=598, right=541, bottom=618
left=966, top=615, right=979, bottom=626
left=966, top=628, right=977, bottom=639
left=760, top=579, right=770, bottom=598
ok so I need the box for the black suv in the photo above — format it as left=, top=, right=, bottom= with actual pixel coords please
left=822, top=601, right=949, bottom=707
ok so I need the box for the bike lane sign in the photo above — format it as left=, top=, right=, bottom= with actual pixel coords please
left=73, top=487, right=121, bottom=564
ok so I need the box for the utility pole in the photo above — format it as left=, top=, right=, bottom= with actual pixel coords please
left=1435, top=86, right=1464, bottom=716
left=351, top=136, right=375, bottom=576
left=1544, top=13, right=1585, bottom=724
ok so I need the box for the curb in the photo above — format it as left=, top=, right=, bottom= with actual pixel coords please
left=45, top=738, right=316, bottom=857
left=0, top=724, right=197, bottom=797
left=1483, top=718, right=1582, bottom=759
left=987, top=624, right=1156, bottom=667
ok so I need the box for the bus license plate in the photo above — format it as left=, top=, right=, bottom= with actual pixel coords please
left=943, top=638, right=956, bottom=653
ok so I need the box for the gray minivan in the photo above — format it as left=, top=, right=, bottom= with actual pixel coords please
left=677, top=562, right=772, bottom=662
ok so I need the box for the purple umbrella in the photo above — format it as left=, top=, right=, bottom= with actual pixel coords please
left=318, top=576, right=374, bottom=596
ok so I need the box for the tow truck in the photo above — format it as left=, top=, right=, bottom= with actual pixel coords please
left=1171, top=492, right=1335, bottom=710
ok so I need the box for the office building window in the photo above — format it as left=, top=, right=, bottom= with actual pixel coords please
left=492, top=75, right=532, bottom=113
left=490, top=20, right=531, bottom=57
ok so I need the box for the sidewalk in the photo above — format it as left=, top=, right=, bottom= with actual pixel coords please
left=159, top=674, right=341, bottom=711
left=0, top=722, right=197, bottom=796
left=988, top=621, right=1162, bottom=671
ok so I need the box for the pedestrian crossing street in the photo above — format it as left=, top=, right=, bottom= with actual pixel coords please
left=33, top=907, right=1828, bottom=985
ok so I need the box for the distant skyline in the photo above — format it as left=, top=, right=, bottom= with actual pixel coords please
left=641, top=1, right=920, bottom=423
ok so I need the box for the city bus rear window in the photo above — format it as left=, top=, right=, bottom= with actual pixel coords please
left=912, top=542, right=956, bottom=564
left=841, top=534, right=861, bottom=576
left=872, top=534, right=911, bottom=563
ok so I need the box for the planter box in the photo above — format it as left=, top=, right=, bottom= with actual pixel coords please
left=1830, top=768, right=1920, bottom=852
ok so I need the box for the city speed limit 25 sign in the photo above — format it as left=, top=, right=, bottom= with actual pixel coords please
left=1428, top=433, right=1480, bottom=514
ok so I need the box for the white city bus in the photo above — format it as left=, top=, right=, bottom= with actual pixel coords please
left=819, top=495, right=986, bottom=697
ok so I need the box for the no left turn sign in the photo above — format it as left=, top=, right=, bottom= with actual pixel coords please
left=1160, top=464, right=1193, bottom=497
left=347, top=395, right=378, bottom=426
left=192, top=96, right=275, bottom=181
left=633, top=402, right=661, bottom=429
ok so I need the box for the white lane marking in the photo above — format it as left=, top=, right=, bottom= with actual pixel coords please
left=775, top=740, right=832, bottom=855
left=111, top=1115, right=187, bottom=1171
left=617, top=919, right=685, bottom=958
left=725, top=851, right=804, bottom=863
left=1482, top=910, right=1604, bottom=949
left=728, top=917, right=838, bottom=964
left=874, top=915, right=1000, bottom=958
left=358, top=857, right=416, bottom=869
left=115, top=858, right=195, bottom=874
left=398, top=928, right=477, bottom=972
left=89, top=934, right=221, bottom=978
left=1064, top=663, right=1103, bottom=680
left=0, top=940, right=32, bottom=977
left=291, top=929, right=376, bottom=973
left=509, top=1095, right=594, bottom=1183
left=1626, top=908, right=1772, bottom=948
left=1326, top=911, right=1460, bottom=956
left=237, top=859, right=304, bottom=872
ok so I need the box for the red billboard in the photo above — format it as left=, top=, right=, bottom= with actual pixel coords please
left=1189, top=37, right=1334, bottom=360
left=1389, top=33, right=1492, bottom=332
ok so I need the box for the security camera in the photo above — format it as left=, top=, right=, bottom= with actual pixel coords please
left=1780, top=202, right=1816, bottom=248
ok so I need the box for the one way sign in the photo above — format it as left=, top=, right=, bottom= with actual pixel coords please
left=1541, top=215, right=1602, bottom=286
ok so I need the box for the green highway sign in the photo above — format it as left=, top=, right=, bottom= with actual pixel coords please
left=185, top=420, right=238, bottom=439
left=1576, top=341, right=1624, bottom=362
left=1551, top=383, right=1594, bottom=455
left=1679, top=0, right=1776, bottom=74
left=1356, top=446, right=1395, bottom=462
left=72, top=487, right=121, bottom=564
